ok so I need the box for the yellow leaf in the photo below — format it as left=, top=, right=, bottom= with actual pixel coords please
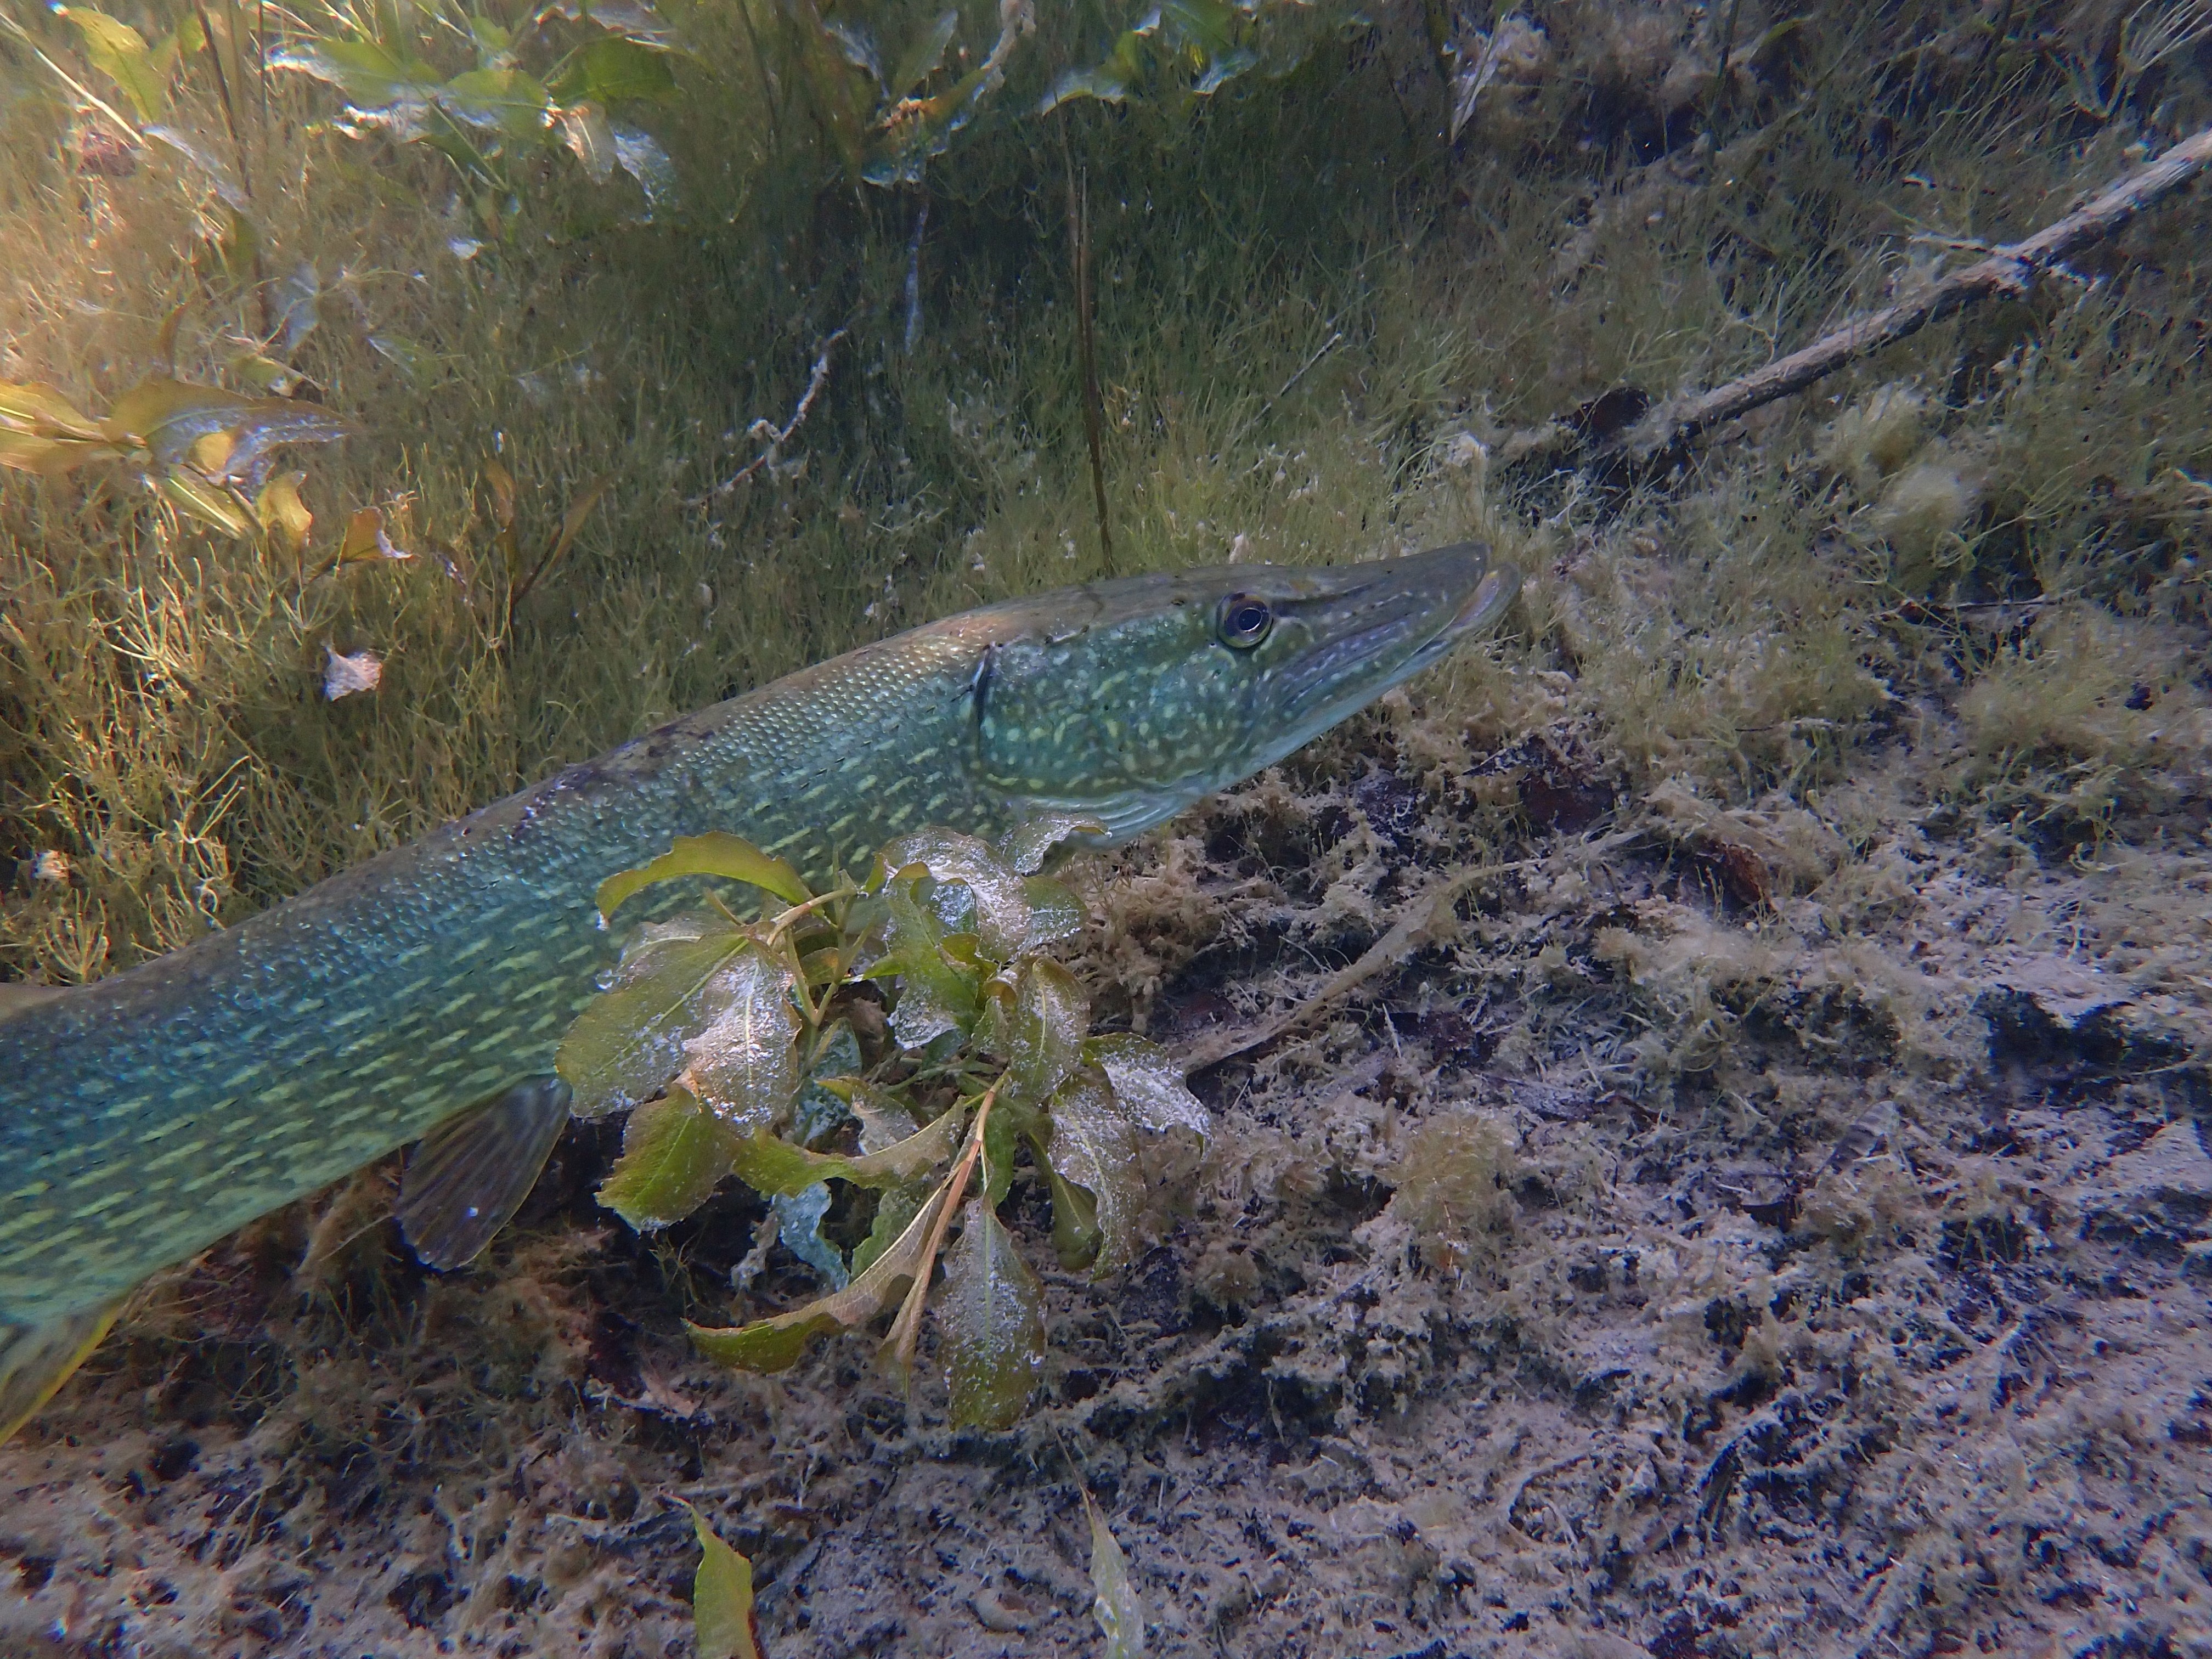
left=337, top=505, right=412, bottom=563
left=156, top=467, right=257, bottom=537
left=680, top=1502, right=763, bottom=1659
left=0, top=381, right=105, bottom=441
left=256, top=470, right=312, bottom=554
left=189, top=428, right=234, bottom=473
left=595, top=831, right=813, bottom=921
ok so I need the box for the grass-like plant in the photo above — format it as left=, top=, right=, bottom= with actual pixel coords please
left=560, top=824, right=1207, bottom=1428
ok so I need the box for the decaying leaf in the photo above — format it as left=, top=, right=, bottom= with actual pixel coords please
left=257, top=471, right=313, bottom=554
left=337, top=505, right=413, bottom=563
left=597, top=1088, right=735, bottom=1229
left=940, top=1200, right=1045, bottom=1429
left=1085, top=1033, right=1208, bottom=1136
left=595, top=831, right=812, bottom=921
left=322, top=646, right=383, bottom=701
left=681, top=1502, right=764, bottom=1659
left=1087, top=1497, right=1147, bottom=1659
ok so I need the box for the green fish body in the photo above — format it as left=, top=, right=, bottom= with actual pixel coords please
left=0, top=546, right=1515, bottom=1435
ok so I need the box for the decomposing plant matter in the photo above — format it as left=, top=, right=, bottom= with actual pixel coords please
left=561, top=825, right=1208, bottom=1429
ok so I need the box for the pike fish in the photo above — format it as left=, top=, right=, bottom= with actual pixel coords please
left=0, top=544, right=1517, bottom=1440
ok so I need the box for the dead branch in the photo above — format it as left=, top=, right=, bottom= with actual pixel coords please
left=696, top=328, right=847, bottom=501
left=1514, top=125, right=2212, bottom=478
left=1628, top=123, right=2212, bottom=460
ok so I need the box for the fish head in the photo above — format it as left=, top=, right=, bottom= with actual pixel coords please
left=965, top=542, right=1518, bottom=842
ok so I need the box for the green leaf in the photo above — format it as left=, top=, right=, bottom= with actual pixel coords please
left=551, top=35, right=676, bottom=105
left=681, top=1502, right=764, bottom=1659
left=1008, top=958, right=1087, bottom=1108
left=438, top=67, right=555, bottom=143
left=889, top=8, right=959, bottom=97
left=882, top=827, right=1030, bottom=960
left=689, top=1174, right=951, bottom=1370
left=877, top=871, right=978, bottom=1047
left=597, top=1087, right=736, bottom=1229
left=940, top=1200, right=1045, bottom=1429
left=556, top=916, right=750, bottom=1114
left=679, top=945, right=799, bottom=1131
left=725, top=1104, right=966, bottom=1197
left=1088, top=1501, right=1147, bottom=1659
left=1020, top=876, right=1085, bottom=947
left=1086, top=1033, right=1208, bottom=1136
left=1040, top=1064, right=1144, bottom=1271
left=1037, top=1143, right=1101, bottom=1269
left=595, top=831, right=812, bottom=921
left=980, top=1100, right=1020, bottom=1209
left=61, top=7, right=166, bottom=123
left=852, top=1180, right=929, bottom=1278
left=268, top=37, right=438, bottom=112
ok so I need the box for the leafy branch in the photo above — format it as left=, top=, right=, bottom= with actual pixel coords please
left=559, top=822, right=1208, bottom=1429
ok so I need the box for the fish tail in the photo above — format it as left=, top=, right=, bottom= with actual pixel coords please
left=0, top=1301, right=125, bottom=1445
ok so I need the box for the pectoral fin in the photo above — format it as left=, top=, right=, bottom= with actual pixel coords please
left=1, top=1301, right=125, bottom=1445
left=397, top=1077, right=574, bottom=1271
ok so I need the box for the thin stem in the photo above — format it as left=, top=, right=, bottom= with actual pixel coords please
left=1061, top=120, right=1111, bottom=567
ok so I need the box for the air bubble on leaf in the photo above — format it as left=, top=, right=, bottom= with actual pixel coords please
left=1087, top=1033, right=1207, bottom=1136
left=681, top=946, right=800, bottom=1132
left=883, top=827, right=1030, bottom=958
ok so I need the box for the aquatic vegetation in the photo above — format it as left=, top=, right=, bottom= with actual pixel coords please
left=567, top=826, right=1207, bottom=1429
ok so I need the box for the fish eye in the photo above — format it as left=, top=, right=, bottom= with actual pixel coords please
left=1216, top=594, right=1273, bottom=650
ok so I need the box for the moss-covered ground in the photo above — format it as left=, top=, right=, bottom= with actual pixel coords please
left=3, top=0, right=2210, bottom=1652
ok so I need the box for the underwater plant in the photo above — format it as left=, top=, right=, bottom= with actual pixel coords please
left=563, top=823, right=1207, bottom=1429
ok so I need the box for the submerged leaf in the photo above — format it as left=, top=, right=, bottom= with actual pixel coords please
left=610, top=122, right=675, bottom=207
left=998, top=810, right=1109, bottom=874
left=689, top=1176, right=950, bottom=1371
left=438, top=67, right=555, bottom=140
left=555, top=99, right=616, bottom=182
left=156, top=467, right=257, bottom=537
left=682, top=1503, right=764, bottom=1659
left=337, top=505, right=411, bottom=562
left=61, top=7, right=167, bottom=123
left=598, top=1088, right=735, bottom=1228
left=890, top=9, right=960, bottom=96
left=680, top=946, right=799, bottom=1131
left=1020, top=875, right=1085, bottom=947
left=322, top=645, right=383, bottom=701
left=1040, top=1064, right=1143, bottom=1270
left=269, top=36, right=439, bottom=115
left=595, top=831, right=812, bottom=922
left=940, top=1201, right=1045, bottom=1429
left=256, top=471, right=312, bottom=554
left=877, top=872, right=978, bottom=1047
left=882, top=827, right=1030, bottom=959
left=557, top=917, right=751, bottom=1115
left=1087, top=1033, right=1207, bottom=1136
left=273, top=262, right=321, bottom=357
left=552, top=35, right=677, bottom=105
left=1088, top=1502, right=1147, bottom=1659
left=1008, top=958, right=1087, bottom=1107
left=0, top=382, right=105, bottom=443
left=538, top=0, right=676, bottom=47
left=725, top=1103, right=964, bottom=1197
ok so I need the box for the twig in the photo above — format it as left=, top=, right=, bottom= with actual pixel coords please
left=902, top=196, right=929, bottom=353
left=696, top=329, right=847, bottom=500
left=1174, top=828, right=1644, bottom=1073
left=1618, top=123, right=2212, bottom=464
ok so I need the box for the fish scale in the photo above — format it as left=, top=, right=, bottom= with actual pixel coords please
left=0, top=548, right=1514, bottom=1410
